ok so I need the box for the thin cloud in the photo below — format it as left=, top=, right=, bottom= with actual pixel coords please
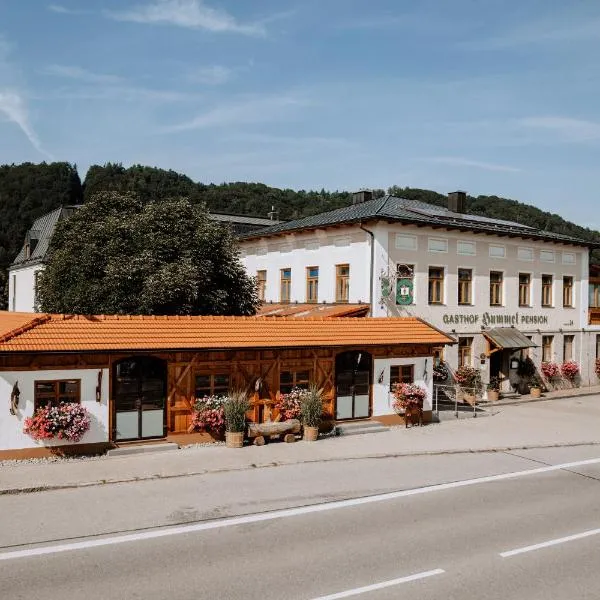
left=426, top=156, right=522, bottom=173
left=187, top=65, right=232, bottom=85
left=48, top=4, right=91, bottom=15
left=518, top=116, right=600, bottom=142
left=43, top=64, right=124, bottom=85
left=106, top=0, right=266, bottom=36
left=0, top=90, right=52, bottom=158
left=162, top=94, right=309, bottom=132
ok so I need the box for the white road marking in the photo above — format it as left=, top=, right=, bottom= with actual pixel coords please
left=500, top=527, right=600, bottom=558
left=309, top=569, right=445, bottom=599
left=2, top=456, right=600, bottom=561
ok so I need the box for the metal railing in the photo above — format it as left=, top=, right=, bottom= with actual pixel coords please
left=433, top=384, right=494, bottom=419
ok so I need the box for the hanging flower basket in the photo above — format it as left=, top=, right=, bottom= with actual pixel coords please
left=23, top=403, right=90, bottom=443
left=561, top=361, right=580, bottom=381
left=392, top=383, right=427, bottom=412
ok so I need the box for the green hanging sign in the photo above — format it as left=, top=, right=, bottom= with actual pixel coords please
left=396, top=277, right=414, bottom=305
left=380, top=275, right=391, bottom=298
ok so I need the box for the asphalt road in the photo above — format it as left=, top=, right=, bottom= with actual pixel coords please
left=2, top=445, right=600, bottom=599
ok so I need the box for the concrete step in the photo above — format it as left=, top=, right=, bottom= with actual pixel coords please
left=107, top=442, right=179, bottom=457
left=335, top=421, right=390, bottom=437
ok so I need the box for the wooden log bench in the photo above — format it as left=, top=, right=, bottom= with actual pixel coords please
left=247, top=419, right=301, bottom=445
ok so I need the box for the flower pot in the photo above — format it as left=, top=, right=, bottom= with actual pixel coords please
left=303, top=426, right=319, bottom=442
left=530, top=387, right=542, bottom=399
left=463, top=393, right=476, bottom=406
left=486, top=390, right=499, bottom=402
left=225, top=431, right=244, bottom=448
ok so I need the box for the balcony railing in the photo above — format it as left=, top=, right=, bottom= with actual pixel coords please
left=589, top=307, right=600, bottom=325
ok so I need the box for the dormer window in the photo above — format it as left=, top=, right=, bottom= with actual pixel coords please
left=24, top=243, right=31, bottom=259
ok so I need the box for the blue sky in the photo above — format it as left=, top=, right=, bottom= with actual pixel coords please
left=1, top=0, right=599, bottom=227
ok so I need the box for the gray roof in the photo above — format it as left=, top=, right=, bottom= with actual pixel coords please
left=242, top=195, right=596, bottom=248
left=11, top=206, right=79, bottom=269
left=484, top=327, right=538, bottom=350
left=210, top=213, right=280, bottom=226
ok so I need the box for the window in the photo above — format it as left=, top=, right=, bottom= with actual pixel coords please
left=490, top=271, right=503, bottom=306
left=395, top=234, right=417, bottom=250
left=194, top=373, right=230, bottom=398
left=428, top=267, right=444, bottom=304
left=458, top=269, right=472, bottom=305
left=590, top=283, right=600, bottom=308
left=24, top=243, right=31, bottom=260
left=306, top=267, right=319, bottom=303
left=280, top=268, right=291, bottom=303
left=433, top=347, right=444, bottom=366
left=256, top=270, right=267, bottom=301
left=458, top=337, right=473, bottom=367
left=34, top=380, right=81, bottom=410
left=390, top=365, right=414, bottom=390
left=489, top=245, right=506, bottom=258
left=518, top=247, right=534, bottom=261
left=428, top=238, right=448, bottom=253
left=519, top=274, right=531, bottom=307
left=562, top=252, right=576, bottom=265
left=542, top=335, right=553, bottom=362
left=542, top=275, right=553, bottom=307
left=563, top=335, right=574, bottom=362
left=457, top=241, right=476, bottom=256
left=280, top=369, right=311, bottom=394
left=563, top=276, right=574, bottom=307
left=336, top=264, right=350, bottom=303
left=540, top=250, right=555, bottom=263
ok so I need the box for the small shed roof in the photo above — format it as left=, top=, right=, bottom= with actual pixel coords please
left=483, top=327, right=537, bottom=350
left=0, top=312, right=453, bottom=353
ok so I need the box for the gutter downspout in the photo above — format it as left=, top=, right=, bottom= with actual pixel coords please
left=359, top=222, right=375, bottom=314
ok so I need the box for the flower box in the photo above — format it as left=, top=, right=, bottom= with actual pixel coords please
left=23, top=403, right=91, bottom=443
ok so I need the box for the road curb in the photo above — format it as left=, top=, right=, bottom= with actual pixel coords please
left=2, top=440, right=600, bottom=496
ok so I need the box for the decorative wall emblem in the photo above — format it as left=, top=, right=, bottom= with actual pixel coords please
left=10, top=381, right=20, bottom=415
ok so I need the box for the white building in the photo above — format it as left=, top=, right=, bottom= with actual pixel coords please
left=241, top=191, right=600, bottom=395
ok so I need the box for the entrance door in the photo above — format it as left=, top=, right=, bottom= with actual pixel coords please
left=113, top=357, right=167, bottom=441
left=335, top=351, right=372, bottom=420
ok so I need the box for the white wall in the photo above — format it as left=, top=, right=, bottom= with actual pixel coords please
left=372, top=357, right=432, bottom=416
left=241, top=227, right=371, bottom=304
left=0, top=368, right=109, bottom=451
left=8, top=264, right=44, bottom=313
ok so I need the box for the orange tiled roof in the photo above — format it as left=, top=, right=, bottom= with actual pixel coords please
left=0, top=312, right=51, bottom=342
left=0, top=312, right=453, bottom=353
left=256, top=303, right=370, bottom=318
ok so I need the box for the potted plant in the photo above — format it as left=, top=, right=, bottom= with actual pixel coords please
left=516, top=357, right=536, bottom=394
left=561, top=360, right=580, bottom=385
left=529, top=375, right=542, bottom=399
left=191, top=395, right=226, bottom=439
left=541, top=361, right=560, bottom=383
left=486, top=376, right=501, bottom=402
left=223, top=390, right=250, bottom=448
left=300, top=385, right=323, bottom=441
left=392, top=383, right=427, bottom=427
left=454, top=366, right=482, bottom=405
left=23, top=402, right=91, bottom=443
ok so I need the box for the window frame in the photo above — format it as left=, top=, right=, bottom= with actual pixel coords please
left=194, top=372, right=230, bottom=399
left=458, top=337, right=473, bottom=368
left=34, top=379, right=81, bottom=411
left=428, top=266, right=444, bottom=305
left=390, top=364, right=414, bottom=390
left=458, top=268, right=473, bottom=306
left=563, top=335, right=575, bottom=362
left=306, top=266, right=319, bottom=303
left=335, top=264, right=350, bottom=303
left=280, top=268, right=291, bottom=303
left=563, top=276, right=574, bottom=308
left=256, top=270, right=267, bottom=302
left=519, top=273, right=531, bottom=307
left=541, top=274, right=553, bottom=308
left=279, top=369, right=312, bottom=394
left=542, top=335, right=554, bottom=363
left=489, top=270, right=503, bottom=306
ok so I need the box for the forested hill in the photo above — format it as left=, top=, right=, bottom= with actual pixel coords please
left=1, top=161, right=599, bottom=308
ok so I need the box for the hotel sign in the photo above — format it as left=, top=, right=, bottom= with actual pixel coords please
left=443, top=312, right=549, bottom=327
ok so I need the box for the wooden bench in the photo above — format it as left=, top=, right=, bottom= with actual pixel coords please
left=247, top=419, right=301, bottom=445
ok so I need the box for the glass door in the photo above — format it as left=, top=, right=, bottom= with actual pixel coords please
left=335, top=351, right=372, bottom=420
left=113, top=357, right=167, bottom=441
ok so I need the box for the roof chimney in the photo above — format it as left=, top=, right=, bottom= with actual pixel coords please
left=353, top=190, right=373, bottom=205
left=448, top=191, right=467, bottom=214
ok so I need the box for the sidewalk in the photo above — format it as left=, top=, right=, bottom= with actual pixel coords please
left=2, top=392, right=600, bottom=495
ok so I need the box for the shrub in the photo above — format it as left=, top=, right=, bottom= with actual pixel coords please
left=561, top=361, right=580, bottom=381
left=517, top=357, right=536, bottom=379
left=541, top=362, right=560, bottom=379
left=23, top=403, right=90, bottom=442
left=300, top=385, right=323, bottom=428
left=192, top=395, right=226, bottom=434
left=392, top=383, right=427, bottom=412
left=487, top=376, right=501, bottom=392
left=596, top=358, right=600, bottom=378
left=223, top=390, right=250, bottom=433
left=433, top=361, right=449, bottom=382
left=454, top=366, right=482, bottom=392
left=275, top=387, right=303, bottom=420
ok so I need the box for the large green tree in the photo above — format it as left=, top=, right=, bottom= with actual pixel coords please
left=37, top=192, right=260, bottom=316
